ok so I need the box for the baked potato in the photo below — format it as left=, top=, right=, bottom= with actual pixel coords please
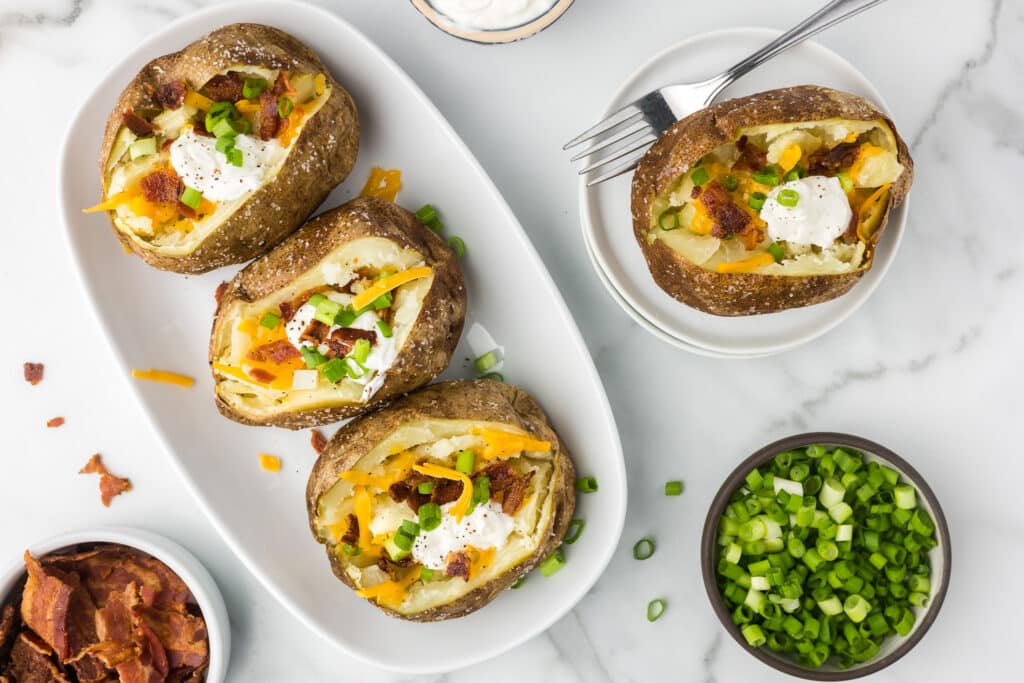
left=85, top=23, right=359, bottom=273
left=631, top=85, right=913, bottom=315
left=209, top=196, right=466, bottom=428
left=306, top=380, right=575, bottom=621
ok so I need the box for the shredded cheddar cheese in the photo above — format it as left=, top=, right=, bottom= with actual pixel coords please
left=234, top=99, right=260, bottom=114
left=353, top=486, right=376, bottom=550
left=778, top=144, right=803, bottom=172
left=121, top=242, right=133, bottom=254
left=351, top=266, right=432, bottom=310
left=359, top=167, right=402, bottom=202
left=339, top=451, right=419, bottom=491
left=467, top=546, right=497, bottom=579
left=131, top=368, right=194, bottom=387
left=470, top=427, right=551, bottom=460
left=413, top=463, right=473, bottom=521
left=689, top=204, right=714, bottom=236
left=314, top=73, right=327, bottom=96
left=356, top=570, right=419, bottom=607
left=856, top=183, right=892, bottom=242
left=849, top=145, right=885, bottom=183
left=715, top=252, right=776, bottom=274
left=258, top=453, right=281, bottom=471
left=184, top=89, right=213, bottom=111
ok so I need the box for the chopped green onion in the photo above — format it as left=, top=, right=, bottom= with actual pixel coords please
left=753, top=165, right=781, bottom=186
left=723, top=175, right=739, bottom=191
left=351, top=338, right=371, bottom=364
left=371, top=291, right=393, bottom=310
left=510, top=577, right=525, bottom=590
left=204, top=101, right=235, bottom=132
left=691, top=167, right=709, bottom=186
left=742, top=624, right=766, bottom=647
left=226, top=147, right=243, bottom=167
left=474, top=351, right=498, bottom=373
left=576, top=476, right=598, bottom=493
left=894, top=485, right=917, bottom=510
left=307, top=293, right=327, bottom=307
left=215, top=135, right=235, bottom=154
left=784, top=167, right=804, bottom=182
left=420, top=567, right=434, bottom=581
left=657, top=209, right=680, bottom=231
left=836, top=171, right=853, bottom=193
left=777, top=189, right=800, bottom=207
left=564, top=518, right=585, bottom=544
left=447, top=236, right=466, bottom=258
left=179, top=186, right=202, bottom=210
left=211, top=117, right=238, bottom=139
left=647, top=598, right=666, bottom=622
left=393, top=530, right=414, bottom=552
left=480, top=372, right=504, bottom=382
left=767, top=242, right=785, bottom=263
left=277, top=96, right=294, bottom=118
left=633, top=538, right=655, bottom=561
left=418, top=502, right=441, bottom=531
left=415, top=204, right=437, bottom=224
left=129, top=137, right=157, bottom=160
left=664, top=480, right=684, bottom=496
left=259, top=311, right=280, bottom=329
left=300, top=346, right=328, bottom=369
left=456, top=449, right=475, bottom=474
left=748, top=192, right=767, bottom=211
left=376, top=320, right=393, bottom=338
left=320, top=358, right=347, bottom=384
left=334, top=306, right=357, bottom=327
left=242, top=77, right=268, bottom=99
left=417, top=481, right=434, bottom=495
left=539, top=548, right=566, bottom=576
left=341, top=543, right=360, bottom=556
left=314, top=298, right=342, bottom=325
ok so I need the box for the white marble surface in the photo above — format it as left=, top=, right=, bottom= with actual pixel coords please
left=1, top=0, right=1021, bottom=680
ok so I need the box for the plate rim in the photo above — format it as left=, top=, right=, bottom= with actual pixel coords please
left=578, top=26, right=909, bottom=356
left=56, top=0, right=627, bottom=673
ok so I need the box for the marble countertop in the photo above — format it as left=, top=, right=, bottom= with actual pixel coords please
left=2, top=0, right=1021, bottom=680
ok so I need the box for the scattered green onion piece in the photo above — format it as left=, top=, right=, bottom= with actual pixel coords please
left=351, top=338, right=371, bottom=364
left=314, top=298, right=342, bottom=325
left=576, top=476, right=598, bottom=493
left=768, top=241, right=785, bottom=263
left=277, top=96, right=294, bottom=118
left=538, top=548, right=566, bottom=576
left=215, top=136, right=235, bottom=154
left=307, top=293, right=327, bottom=307
left=836, top=171, right=854, bottom=193
left=417, top=481, right=434, bottom=495
left=664, top=480, right=684, bottom=496
left=564, top=518, right=585, bottom=544
left=320, top=358, right=348, bottom=384
left=480, top=372, right=504, bottom=382
left=723, top=175, right=739, bottom=191
left=753, top=165, right=781, bottom=186
left=341, top=543, right=360, bottom=557
left=777, top=189, right=800, bottom=207
left=335, top=306, right=357, bottom=327
left=226, top=147, right=243, bottom=167
left=456, top=449, right=475, bottom=474
left=418, top=502, right=441, bottom=531
left=372, top=291, right=393, bottom=310
left=420, top=567, right=434, bottom=581
left=784, top=166, right=804, bottom=182
left=376, top=320, right=393, bottom=338
left=647, top=598, right=666, bottom=622
left=204, top=101, right=235, bottom=131
left=691, top=167, right=709, bottom=186
left=211, top=117, right=238, bottom=139
left=742, top=624, right=766, bottom=647
left=447, top=236, right=466, bottom=258
left=242, top=77, right=268, bottom=99
left=748, top=192, right=767, bottom=211
left=259, top=311, right=280, bottom=329
left=393, top=531, right=414, bottom=552
left=657, top=209, right=680, bottom=231
left=633, top=538, right=655, bottom=561
left=415, top=204, right=437, bottom=224
left=474, top=351, right=499, bottom=373
left=300, top=346, right=328, bottom=369
left=894, top=485, right=917, bottom=510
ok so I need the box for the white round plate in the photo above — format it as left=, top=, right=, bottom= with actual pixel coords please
left=580, top=27, right=908, bottom=357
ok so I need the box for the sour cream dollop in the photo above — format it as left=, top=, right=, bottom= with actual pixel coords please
left=429, top=0, right=557, bottom=30
left=412, top=501, right=515, bottom=570
left=761, top=175, right=853, bottom=248
left=169, top=128, right=282, bottom=202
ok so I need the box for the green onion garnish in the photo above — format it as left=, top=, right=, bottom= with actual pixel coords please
left=314, top=298, right=342, bottom=325
left=335, top=306, right=357, bottom=327
left=204, top=101, right=235, bottom=132
left=277, top=96, right=294, bottom=118
left=456, top=449, right=475, bottom=474
left=767, top=242, right=785, bottom=263
left=575, top=476, right=598, bottom=493
left=215, top=135, right=235, bottom=154
left=180, top=186, right=202, bottom=210
left=691, top=167, right=709, bottom=186
left=447, top=236, right=466, bottom=258
left=784, top=166, right=804, bottom=182
left=417, top=481, right=434, bottom=495
left=510, top=577, right=525, bottom=590
left=633, top=538, right=655, bottom=561
left=777, top=189, right=800, bottom=207
left=376, top=320, right=393, bottom=338
left=259, top=311, right=280, bottom=329
left=226, top=147, right=243, bottom=167
left=320, top=358, right=347, bottom=384
left=211, top=117, right=238, bottom=139
left=341, top=543, right=360, bottom=556
left=748, top=192, right=767, bottom=211
left=416, top=204, right=437, bottom=224
left=242, top=77, right=268, bottom=99
left=836, top=172, right=854, bottom=193
left=474, top=351, right=498, bottom=374
left=400, top=520, right=420, bottom=537
left=664, top=480, right=684, bottom=496
left=129, top=137, right=157, bottom=160
left=753, top=165, right=781, bottom=186
left=351, top=338, right=371, bottom=364
left=372, top=291, right=393, bottom=310
left=480, top=372, right=504, bottom=382
left=657, top=209, right=680, bottom=231
left=393, top=531, right=414, bottom=552
left=307, top=293, right=327, bottom=307
left=467, top=475, right=491, bottom=515
left=563, top=519, right=585, bottom=544
left=538, top=548, right=566, bottom=577
left=723, top=175, right=739, bottom=191
left=300, top=346, right=328, bottom=369
left=418, top=502, right=441, bottom=531
left=647, top=598, right=666, bottom=622
left=420, top=567, right=434, bottom=581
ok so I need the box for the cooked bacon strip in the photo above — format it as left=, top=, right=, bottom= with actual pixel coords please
left=445, top=552, right=470, bottom=581
left=136, top=607, right=207, bottom=670
left=324, top=328, right=376, bottom=358
left=734, top=136, right=767, bottom=171
left=247, top=367, right=276, bottom=384
left=299, top=319, right=329, bottom=345
left=20, top=552, right=75, bottom=660
left=96, top=584, right=167, bottom=683
left=166, top=662, right=208, bottom=683
left=278, top=300, right=296, bottom=322
left=122, top=109, right=154, bottom=137
left=7, top=630, right=71, bottom=683
left=139, top=168, right=183, bottom=205
left=214, top=282, right=228, bottom=307
left=481, top=462, right=516, bottom=492
left=201, top=71, right=244, bottom=102
left=431, top=478, right=464, bottom=506
left=502, top=471, right=534, bottom=515
left=271, top=71, right=294, bottom=97
left=156, top=81, right=187, bottom=110
left=47, top=417, right=65, bottom=428
left=697, top=180, right=753, bottom=239
left=808, top=141, right=862, bottom=175
left=258, top=91, right=281, bottom=140
left=310, top=429, right=327, bottom=454
left=389, top=474, right=431, bottom=512
left=340, top=514, right=359, bottom=545
left=246, top=340, right=301, bottom=364
left=0, top=603, right=17, bottom=653
left=79, top=454, right=132, bottom=507
left=23, top=362, right=44, bottom=385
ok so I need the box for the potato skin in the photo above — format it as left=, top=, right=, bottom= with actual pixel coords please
left=306, top=380, right=576, bottom=621
left=210, top=196, right=467, bottom=428
left=631, top=85, right=914, bottom=316
left=99, top=23, right=359, bottom=273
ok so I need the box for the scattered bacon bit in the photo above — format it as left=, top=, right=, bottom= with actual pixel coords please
left=341, top=514, right=359, bottom=545
left=139, top=169, right=183, bottom=205
left=246, top=340, right=301, bottom=364
left=809, top=141, right=862, bottom=175
left=200, top=71, right=244, bottom=102
left=23, top=362, right=44, bottom=385
left=432, top=478, right=464, bottom=506
left=271, top=71, right=294, bottom=97
left=481, top=462, right=516, bottom=492
left=214, top=282, right=228, bottom=307
left=691, top=184, right=703, bottom=199
left=20, top=551, right=75, bottom=660
left=697, top=180, right=754, bottom=239
left=6, top=630, right=70, bottom=682
left=278, top=301, right=296, bottom=322
left=310, top=429, right=327, bottom=454
left=734, top=136, right=767, bottom=171
left=122, top=109, right=154, bottom=136
left=298, top=319, right=329, bottom=345
left=502, top=471, right=534, bottom=515
left=247, top=367, right=276, bottom=384
left=135, top=607, right=207, bottom=671
left=46, top=417, right=65, bottom=428
left=324, top=328, right=376, bottom=359
left=155, top=81, right=187, bottom=110
left=258, top=91, right=281, bottom=140
left=445, top=552, right=470, bottom=581
left=79, top=454, right=132, bottom=507
left=388, top=474, right=431, bottom=512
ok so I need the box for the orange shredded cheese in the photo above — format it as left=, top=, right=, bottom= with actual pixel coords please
left=340, top=451, right=419, bottom=490
left=844, top=132, right=859, bottom=143
left=413, top=463, right=473, bottom=521
left=184, top=89, right=213, bottom=111
left=778, top=144, right=803, bottom=172
left=470, top=427, right=551, bottom=460
left=258, top=453, right=281, bottom=471
left=856, top=183, right=893, bottom=242
left=353, top=486, right=376, bottom=550
left=715, top=252, right=776, bottom=274
left=234, top=99, right=260, bottom=114
left=359, top=167, right=402, bottom=202
left=121, top=242, right=133, bottom=254
left=689, top=204, right=714, bottom=236
left=351, top=266, right=432, bottom=310
left=131, top=368, right=194, bottom=387
left=848, top=145, right=885, bottom=183
left=314, top=73, right=327, bottom=96
left=468, top=546, right=497, bottom=579
left=356, top=570, right=419, bottom=607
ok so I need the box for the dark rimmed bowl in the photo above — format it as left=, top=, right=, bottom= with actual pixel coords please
left=700, top=433, right=950, bottom=680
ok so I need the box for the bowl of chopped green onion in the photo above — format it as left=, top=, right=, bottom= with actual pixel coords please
left=700, top=433, right=950, bottom=679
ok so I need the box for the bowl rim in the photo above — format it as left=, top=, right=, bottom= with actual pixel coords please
left=699, top=432, right=951, bottom=681
left=410, top=0, right=574, bottom=44
left=0, top=526, right=230, bottom=683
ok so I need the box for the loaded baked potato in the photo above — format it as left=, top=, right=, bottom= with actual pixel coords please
left=209, top=196, right=466, bottom=428
left=632, top=85, right=913, bottom=315
left=86, top=23, right=359, bottom=273
left=306, top=380, right=575, bottom=621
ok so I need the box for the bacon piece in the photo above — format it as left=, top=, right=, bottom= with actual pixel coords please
left=20, top=551, right=75, bottom=660
left=432, top=478, right=464, bottom=506
left=122, top=109, right=154, bottom=137
left=23, top=362, right=44, bottom=385
left=808, top=141, right=862, bottom=175
left=136, top=607, right=207, bottom=670
left=247, top=367, right=276, bottom=384
left=96, top=584, right=166, bottom=683
left=47, top=417, right=65, bottom=428
left=79, top=454, right=132, bottom=507
left=324, top=328, right=376, bottom=359
left=445, top=552, right=470, bottom=581
left=697, top=180, right=753, bottom=239
left=734, top=136, right=767, bottom=171
left=340, top=514, right=359, bottom=545
left=201, top=71, right=244, bottom=102
left=214, top=282, right=228, bottom=307
left=155, top=80, right=187, bottom=110
left=139, top=168, right=183, bottom=205
left=278, top=301, right=297, bottom=322
left=691, top=184, right=703, bottom=200
left=6, top=630, right=71, bottom=683
left=389, top=473, right=431, bottom=512
left=246, top=340, right=301, bottom=364
left=46, top=547, right=192, bottom=613
left=502, top=471, right=534, bottom=515
left=258, top=91, right=280, bottom=140
left=310, top=429, right=327, bottom=454
left=271, top=71, right=294, bottom=97
left=299, top=319, right=330, bottom=345
left=0, top=603, right=15, bottom=653
left=481, top=462, right=516, bottom=492
left=167, top=662, right=208, bottom=683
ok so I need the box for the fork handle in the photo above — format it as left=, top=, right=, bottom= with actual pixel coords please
left=707, top=0, right=889, bottom=98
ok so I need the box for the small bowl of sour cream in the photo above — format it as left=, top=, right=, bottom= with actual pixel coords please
left=411, top=0, right=574, bottom=44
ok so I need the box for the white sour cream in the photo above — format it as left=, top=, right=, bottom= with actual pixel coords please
left=169, top=128, right=283, bottom=202
left=761, top=175, right=853, bottom=249
left=429, top=0, right=557, bottom=30
left=412, top=501, right=515, bottom=570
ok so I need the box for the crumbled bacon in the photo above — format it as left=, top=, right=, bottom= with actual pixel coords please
left=310, top=429, right=327, bottom=454
left=79, top=454, right=132, bottom=507
left=502, top=471, right=534, bottom=515
left=135, top=607, right=207, bottom=671
left=155, top=81, right=187, bottom=110
left=389, top=474, right=431, bottom=512
left=298, top=320, right=329, bottom=345
left=246, top=340, right=301, bottom=364
left=324, top=328, right=376, bottom=359
left=200, top=71, right=244, bottom=102
left=0, top=603, right=15, bottom=650
left=481, top=462, right=516, bottom=492
left=20, top=552, right=75, bottom=660
left=278, top=301, right=296, bottom=322
left=697, top=180, right=753, bottom=239
left=47, top=417, right=65, bottom=428
left=139, top=169, right=183, bottom=205
left=214, top=282, right=228, bottom=307
left=445, top=552, right=470, bottom=581
left=23, top=362, right=44, bottom=385
left=340, top=514, right=359, bottom=545
left=6, top=630, right=70, bottom=683
left=247, top=368, right=276, bottom=384
left=258, top=91, right=280, bottom=140
left=431, top=479, right=464, bottom=506
left=271, top=71, right=294, bottom=97
left=734, top=136, right=767, bottom=171
left=808, top=141, right=862, bottom=175
left=122, top=109, right=154, bottom=137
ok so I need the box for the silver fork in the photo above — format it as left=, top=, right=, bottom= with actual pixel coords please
left=565, top=0, right=889, bottom=185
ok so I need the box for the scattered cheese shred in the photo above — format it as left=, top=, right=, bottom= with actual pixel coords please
left=351, top=266, right=432, bottom=311
left=314, top=73, right=327, bottom=96
left=715, top=252, right=776, bottom=274
left=82, top=193, right=129, bottom=213
left=356, top=569, right=419, bottom=607
left=258, top=453, right=281, bottom=472
left=131, top=368, right=194, bottom=387
left=778, top=144, right=803, bottom=172
left=413, top=463, right=473, bottom=521
left=184, top=89, right=213, bottom=111
left=468, top=545, right=497, bottom=579
left=848, top=144, right=885, bottom=184
left=470, top=427, right=551, bottom=460
left=359, top=166, right=402, bottom=202
left=856, top=183, right=893, bottom=242
left=353, top=486, right=376, bottom=550
left=339, top=451, right=419, bottom=490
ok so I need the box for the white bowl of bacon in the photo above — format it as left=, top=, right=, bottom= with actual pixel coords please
left=0, top=527, right=229, bottom=682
